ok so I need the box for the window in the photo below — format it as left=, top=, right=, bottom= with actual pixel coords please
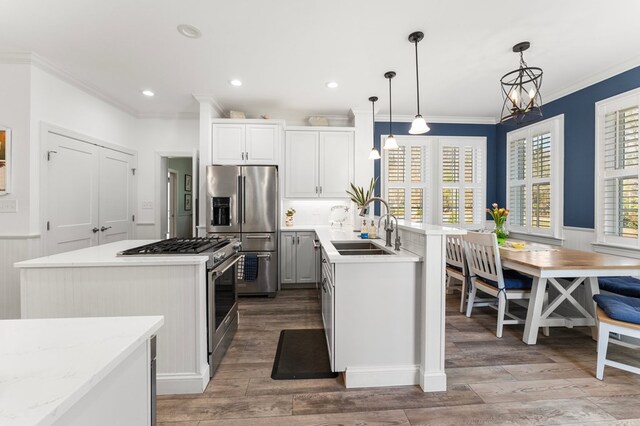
left=382, top=135, right=486, bottom=228
left=596, top=89, right=640, bottom=248
left=506, top=115, right=563, bottom=238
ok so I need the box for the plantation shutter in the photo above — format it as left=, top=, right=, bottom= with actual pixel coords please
left=508, top=137, right=527, bottom=228
left=439, top=141, right=485, bottom=227
left=531, top=132, right=552, bottom=230
left=385, top=144, right=428, bottom=222
left=601, top=106, right=640, bottom=240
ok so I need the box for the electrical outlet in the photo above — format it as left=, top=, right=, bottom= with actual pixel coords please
left=142, top=201, right=153, bottom=209
left=0, top=199, right=18, bottom=213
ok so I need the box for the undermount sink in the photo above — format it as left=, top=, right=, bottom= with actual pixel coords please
left=331, top=241, right=395, bottom=256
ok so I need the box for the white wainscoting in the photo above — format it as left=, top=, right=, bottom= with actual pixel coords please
left=20, top=264, right=209, bottom=394
left=0, top=236, right=41, bottom=319
left=562, top=226, right=596, bottom=252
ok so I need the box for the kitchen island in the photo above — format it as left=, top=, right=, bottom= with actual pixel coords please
left=283, top=221, right=465, bottom=392
left=0, top=316, right=162, bottom=426
left=14, top=241, right=210, bottom=395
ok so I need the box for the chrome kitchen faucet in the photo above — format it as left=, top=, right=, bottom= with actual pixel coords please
left=358, top=197, right=401, bottom=250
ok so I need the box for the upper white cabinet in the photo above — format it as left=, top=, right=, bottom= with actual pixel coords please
left=212, top=121, right=281, bottom=165
left=285, top=129, right=354, bottom=198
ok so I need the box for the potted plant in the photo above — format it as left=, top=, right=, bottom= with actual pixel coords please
left=285, top=208, right=296, bottom=226
left=487, top=202, right=509, bottom=245
left=346, top=177, right=378, bottom=214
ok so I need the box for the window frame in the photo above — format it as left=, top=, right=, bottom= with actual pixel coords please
left=381, top=134, right=486, bottom=228
left=595, top=88, right=640, bottom=249
left=505, top=115, right=564, bottom=239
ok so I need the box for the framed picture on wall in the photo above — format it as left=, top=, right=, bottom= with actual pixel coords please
left=185, top=174, right=192, bottom=192
left=185, top=193, right=192, bottom=211
left=0, top=126, right=11, bottom=194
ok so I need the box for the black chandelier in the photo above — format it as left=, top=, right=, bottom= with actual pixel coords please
left=500, top=41, right=543, bottom=124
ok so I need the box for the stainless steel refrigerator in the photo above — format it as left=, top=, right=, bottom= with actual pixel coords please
left=206, top=165, right=278, bottom=296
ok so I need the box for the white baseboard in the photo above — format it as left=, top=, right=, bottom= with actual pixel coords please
left=157, top=369, right=209, bottom=395
left=419, top=369, right=447, bottom=392
left=344, top=365, right=419, bottom=389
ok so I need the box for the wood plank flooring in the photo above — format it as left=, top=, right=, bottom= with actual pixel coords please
left=158, top=289, right=640, bottom=425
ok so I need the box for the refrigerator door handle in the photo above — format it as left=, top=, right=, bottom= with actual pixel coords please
left=242, top=176, right=247, bottom=224
left=237, top=175, right=242, bottom=225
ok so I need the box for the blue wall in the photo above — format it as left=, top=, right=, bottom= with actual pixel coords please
left=496, top=66, right=640, bottom=229
left=373, top=121, right=497, bottom=216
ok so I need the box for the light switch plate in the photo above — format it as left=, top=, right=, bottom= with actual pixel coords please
left=0, top=199, right=18, bottom=213
left=142, top=201, right=153, bottom=209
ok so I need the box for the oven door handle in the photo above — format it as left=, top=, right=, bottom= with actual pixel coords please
left=212, top=254, right=243, bottom=277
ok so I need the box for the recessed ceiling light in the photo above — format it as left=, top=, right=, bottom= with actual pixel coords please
left=229, top=79, right=243, bottom=87
left=177, top=24, right=202, bottom=39
left=326, top=81, right=339, bottom=89
left=142, top=90, right=155, bottom=97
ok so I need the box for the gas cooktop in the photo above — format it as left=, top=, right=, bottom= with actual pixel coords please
left=119, top=237, right=231, bottom=256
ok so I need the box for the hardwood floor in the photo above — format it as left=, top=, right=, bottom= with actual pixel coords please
left=158, top=289, right=640, bottom=425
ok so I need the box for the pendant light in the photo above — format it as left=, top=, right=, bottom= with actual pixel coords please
left=500, top=41, right=543, bottom=124
left=368, top=96, right=381, bottom=160
left=383, top=71, right=398, bottom=150
left=408, top=31, right=430, bottom=135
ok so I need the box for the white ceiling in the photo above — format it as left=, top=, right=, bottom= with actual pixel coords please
left=2, top=0, right=640, bottom=122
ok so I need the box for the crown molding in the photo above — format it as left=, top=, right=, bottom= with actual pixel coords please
left=0, top=51, right=141, bottom=117
left=192, top=94, right=225, bottom=118
left=376, top=114, right=497, bottom=125
left=137, top=111, right=199, bottom=120
left=543, top=55, right=640, bottom=105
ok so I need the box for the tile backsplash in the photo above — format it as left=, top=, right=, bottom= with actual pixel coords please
left=282, top=199, right=352, bottom=226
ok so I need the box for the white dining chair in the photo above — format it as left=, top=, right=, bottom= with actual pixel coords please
left=593, top=294, right=640, bottom=380
left=445, top=234, right=468, bottom=313
left=462, top=231, right=548, bottom=338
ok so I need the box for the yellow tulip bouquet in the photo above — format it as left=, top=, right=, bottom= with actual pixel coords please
left=486, top=202, right=509, bottom=244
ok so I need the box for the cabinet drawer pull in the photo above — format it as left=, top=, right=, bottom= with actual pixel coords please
left=241, top=152, right=245, bottom=160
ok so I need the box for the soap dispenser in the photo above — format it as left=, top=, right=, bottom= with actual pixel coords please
left=369, top=220, right=376, bottom=239
left=360, top=220, right=369, bottom=239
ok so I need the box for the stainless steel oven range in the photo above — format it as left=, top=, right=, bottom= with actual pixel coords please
left=118, top=236, right=242, bottom=377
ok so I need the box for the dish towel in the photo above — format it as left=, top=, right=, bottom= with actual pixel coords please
left=243, top=255, right=259, bottom=281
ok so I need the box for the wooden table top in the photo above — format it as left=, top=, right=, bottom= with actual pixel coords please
left=500, top=246, right=640, bottom=271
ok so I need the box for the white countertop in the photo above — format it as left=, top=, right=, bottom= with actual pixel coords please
left=14, top=240, right=209, bottom=269
left=395, top=220, right=467, bottom=236
left=0, top=316, right=163, bottom=426
left=284, top=225, right=421, bottom=263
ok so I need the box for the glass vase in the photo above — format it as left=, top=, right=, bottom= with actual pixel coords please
left=494, top=222, right=508, bottom=245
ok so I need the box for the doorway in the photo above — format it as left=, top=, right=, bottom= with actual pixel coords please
left=159, top=154, right=197, bottom=239
left=167, top=169, right=178, bottom=238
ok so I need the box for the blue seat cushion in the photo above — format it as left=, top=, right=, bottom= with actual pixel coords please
left=482, top=269, right=533, bottom=290
left=598, top=276, right=640, bottom=298
left=593, top=294, right=640, bottom=325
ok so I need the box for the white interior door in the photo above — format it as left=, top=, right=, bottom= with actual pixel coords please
left=99, top=148, right=134, bottom=244
left=46, top=131, right=100, bottom=254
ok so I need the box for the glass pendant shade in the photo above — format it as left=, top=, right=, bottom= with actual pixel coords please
left=368, top=147, right=381, bottom=160
left=408, top=31, right=430, bottom=135
left=409, top=115, right=430, bottom=135
left=383, top=135, right=398, bottom=150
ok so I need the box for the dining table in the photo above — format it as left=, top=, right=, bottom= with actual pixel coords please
left=499, top=243, right=640, bottom=344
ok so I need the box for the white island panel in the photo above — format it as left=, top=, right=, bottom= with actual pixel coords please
left=16, top=240, right=210, bottom=395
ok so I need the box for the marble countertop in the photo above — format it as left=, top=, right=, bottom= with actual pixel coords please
left=14, top=240, right=209, bottom=269
left=283, top=225, right=421, bottom=264
left=0, top=316, right=163, bottom=426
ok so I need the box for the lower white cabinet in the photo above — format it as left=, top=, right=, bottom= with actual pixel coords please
left=320, top=249, right=334, bottom=370
left=280, top=231, right=318, bottom=284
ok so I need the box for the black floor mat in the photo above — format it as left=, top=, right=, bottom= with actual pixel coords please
left=271, top=329, right=339, bottom=380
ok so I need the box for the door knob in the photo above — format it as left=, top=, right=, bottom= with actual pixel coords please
left=100, top=226, right=112, bottom=232
left=92, top=227, right=99, bottom=233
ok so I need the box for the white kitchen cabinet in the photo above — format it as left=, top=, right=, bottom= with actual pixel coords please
left=320, top=249, right=334, bottom=370
left=212, top=122, right=280, bottom=165
left=280, top=231, right=318, bottom=285
left=285, top=129, right=354, bottom=198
